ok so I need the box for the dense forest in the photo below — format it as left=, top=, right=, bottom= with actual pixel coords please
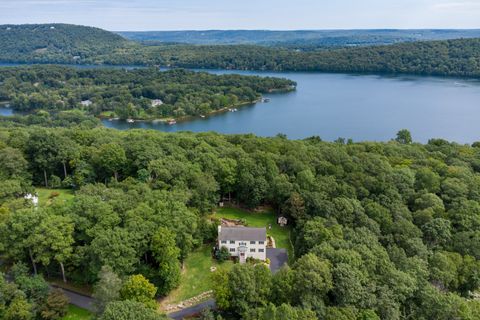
left=1, top=125, right=480, bottom=319
left=0, top=24, right=128, bottom=64
left=0, top=66, right=295, bottom=120
left=124, top=39, right=480, bottom=77
left=1, top=24, right=480, bottom=78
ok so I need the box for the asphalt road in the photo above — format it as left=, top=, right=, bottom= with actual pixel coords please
left=51, top=285, right=95, bottom=312
left=2, top=256, right=213, bottom=319
left=267, top=248, right=288, bottom=273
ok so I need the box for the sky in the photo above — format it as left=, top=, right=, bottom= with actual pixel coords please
left=0, top=0, right=479, bottom=31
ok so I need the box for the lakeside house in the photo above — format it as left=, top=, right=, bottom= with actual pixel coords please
left=151, top=99, right=164, bottom=107
left=218, top=226, right=266, bottom=263
left=80, top=100, right=92, bottom=107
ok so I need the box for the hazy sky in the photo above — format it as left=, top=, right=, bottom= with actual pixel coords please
left=0, top=0, right=479, bottom=31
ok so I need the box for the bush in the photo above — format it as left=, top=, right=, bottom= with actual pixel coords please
left=100, top=300, right=166, bottom=320
left=40, top=289, right=69, bottom=319
left=49, top=175, right=62, bottom=188
left=119, top=275, right=157, bottom=309
left=215, top=247, right=231, bottom=262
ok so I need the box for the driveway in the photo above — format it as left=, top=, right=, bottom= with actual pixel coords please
left=51, top=285, right=95, bottom=312
left=267, top=248, right=288, bottom=273
left=168, top=299, right=216, bottom=320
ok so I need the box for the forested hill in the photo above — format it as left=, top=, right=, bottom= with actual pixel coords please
left=1, top=24, right=480, bottom=78
left=0, top=24, right=129, bottom=63
left=118, top=29, right=480, bottom=47
left=131, top=38, right=480, bottom=78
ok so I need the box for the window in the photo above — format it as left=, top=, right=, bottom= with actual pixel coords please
left=250, top=241, right=256, bottom=244
left=259, top=241, right=264, bottom=245
left=221, top=240, right=227, bottom=244
left=240, top=242, right=247, bottom=246
left=229, top=248, right=235, bottom=252
left=259, top=249, right=264, bottom=252
left=230, top=240, right=235, bottom=244
left=250, top=248, right=256, bottom=252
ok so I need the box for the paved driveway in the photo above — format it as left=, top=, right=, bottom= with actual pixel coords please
left=168, top=299, right=216, bottom=320
left=51, top=285, right=94, bottom=312
left=267, top=248, right=288, bottom=273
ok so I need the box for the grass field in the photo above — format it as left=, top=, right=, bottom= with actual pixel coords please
left=36, top=188, right=75, bottom=207
left=62, top=305, right=92, bottom=320
left=213, top=207, right=292, bottom=253
left=166, top=245, right=234, bottom=304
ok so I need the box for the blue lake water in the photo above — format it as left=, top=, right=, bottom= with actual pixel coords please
left=2, top=64, right=480, bottom=143
left=105, top=70, right=480, bottom=143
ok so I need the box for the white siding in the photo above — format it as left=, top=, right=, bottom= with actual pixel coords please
left=218, top=239, right=266, bottom=260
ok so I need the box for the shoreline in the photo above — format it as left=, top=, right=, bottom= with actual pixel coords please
left=100, top=99, right=261, bottom=124
left=100, top=86, right=295, bottom=124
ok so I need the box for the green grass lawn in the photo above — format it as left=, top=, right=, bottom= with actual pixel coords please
left=36, top=188, right=75, bottom=207
left=214, top=207, right=292, bottom=254
left=166, top=245, right=234, bottom=304
left=62, top=305, right=92, bottom=320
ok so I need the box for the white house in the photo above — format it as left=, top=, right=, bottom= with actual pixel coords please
left=218, top=226, right=266, bottom=263
left=151, top=99, right=164, bottom=107
left=80, top=100, right=93, bottom=107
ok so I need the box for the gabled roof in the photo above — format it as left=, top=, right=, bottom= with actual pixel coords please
left=219, top=226, right=266, bottom=241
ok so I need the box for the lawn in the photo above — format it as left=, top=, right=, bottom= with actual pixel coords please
left=213, top=207, right=292, bottom=254
left=36, top=188, right=75, bottom=207
left=165, top=245, right=234, bottom=304
left=62, top=305, right=92, bottom=320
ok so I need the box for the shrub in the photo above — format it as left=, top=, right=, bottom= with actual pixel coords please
left=40, top=289, right=69, bottom=319
left=216, top=246, right=231, bottom=263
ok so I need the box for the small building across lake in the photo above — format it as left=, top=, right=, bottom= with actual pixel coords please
left=218, top=226, right=266, bottom=264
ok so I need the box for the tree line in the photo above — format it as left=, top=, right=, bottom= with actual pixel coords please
left=126, top=38, right=480, bottom=77
left=1, top=126, right=480, bottom=319
left=1, top=24, right=480, bottom=78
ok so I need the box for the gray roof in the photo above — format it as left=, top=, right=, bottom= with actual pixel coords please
left=219, top=226, right=266, bottom=241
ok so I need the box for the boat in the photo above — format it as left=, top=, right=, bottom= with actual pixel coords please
left=262, top=98, right=271, bottom=103
left=126, top=119, right=135, bottom=123
left=200, top=115, right=206, bottom=118
left=168, top=120, right=177, bottom=125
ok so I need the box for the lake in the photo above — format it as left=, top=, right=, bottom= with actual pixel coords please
left=2, top=65, right=480, bottom=143
left=105, top=70, right=480, bottom=143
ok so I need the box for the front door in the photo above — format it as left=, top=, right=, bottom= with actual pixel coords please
left=238, top=246, right=247, bottom=264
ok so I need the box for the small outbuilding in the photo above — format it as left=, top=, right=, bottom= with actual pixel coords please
left=277, top=216, right=288, bottom=227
